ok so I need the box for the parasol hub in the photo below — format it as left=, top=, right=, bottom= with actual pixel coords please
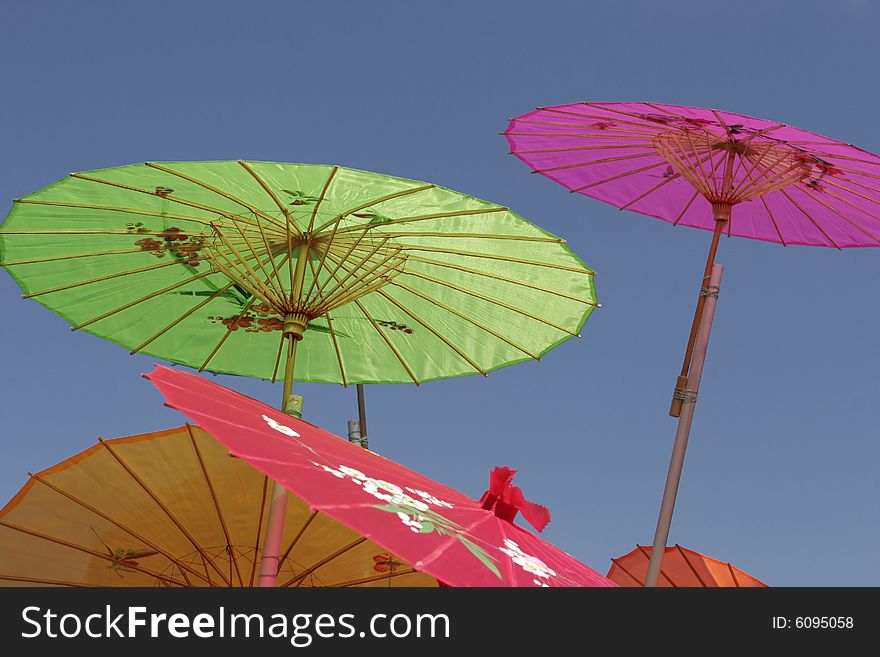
left=282, top=313, right=309, bottom=340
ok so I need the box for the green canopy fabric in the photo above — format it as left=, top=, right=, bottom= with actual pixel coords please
left=0, top=161, right=598, bottom=385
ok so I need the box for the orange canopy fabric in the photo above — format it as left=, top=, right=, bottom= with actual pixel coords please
left=607, top=545, right=767, bottom=587
left=0, top=425, right=435, bottom=587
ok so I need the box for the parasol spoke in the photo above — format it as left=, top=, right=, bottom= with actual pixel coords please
left=407, top=255, right=599, bottom=305
left=671, top=191, right=700, bottom=226
left=129, top=281, right=238, bottom=355
left=313, top=184, right=436, bottom=234
left=97, top=439, right=232, bottom=586
left=0, top=520, right=187, bottom=587
left=569, top=159, right=674, bottom=193
left=11, top=198, right=222, bottom=228
left=388, top=279, right=541, bottom=360
left=330, top=206, right=509, bottom=237
left=531, top=151, right=656, bottom=174
left=277, top=510, right=319, bottom=573
left=236, top=161, right=303, bottom=237
left=400, top=268, right=580, bottom=336
left=324, top=312, right=348, bottom=386
left=779, top=189, right=842, bottom=249
left=26, top=471, right=202, bottom=585
left=374, top=287, right=487, bottom=375
left=797, top=186, right=880, bottom=244
left=514, top=143, right=655, bottom=154
left=71, top=269, right=215, bottom=331
left=0, top=247, right=152, bottom=267
left=281, top=537, right=369, bottom=588
left=353, top=298, right=420, bottom=385
left=395, top=244, right=595, bottom=274
left=69, top=173, right=273, bottom=232
left=144, top=162, right=288, bottom=231
left=21, top=256, right=209, bottom=299
left=331, top=568, right=419, bottom=588
left=307, top=166, right=339, bottom=233
left=198, top=296, right=259, bottom=372
left=185, top=424, right=245, bottom=587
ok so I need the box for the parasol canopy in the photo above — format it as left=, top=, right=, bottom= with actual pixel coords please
left=607, top=544, right=767, bottom=587
left=0, top=161, right=598, bottom=386
left=141, top=364, right=616, bottom=587
left=505, top=101, right=880, bottom=248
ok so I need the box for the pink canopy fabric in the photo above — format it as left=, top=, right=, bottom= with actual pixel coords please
left=144, top=365, right=615, bottom=588
left=505, top=101, right=880, bottom=248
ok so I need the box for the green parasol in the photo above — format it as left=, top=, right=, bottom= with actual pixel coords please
left=0, top=161, right=597, bottom=390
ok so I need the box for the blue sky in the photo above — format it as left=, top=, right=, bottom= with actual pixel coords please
left=1, top=0, right=878, bottom=585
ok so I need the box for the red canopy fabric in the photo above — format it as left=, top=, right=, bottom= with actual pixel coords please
left=608, top=544, right=767, bottom=587
left=145, top=365, right=615, bottom=588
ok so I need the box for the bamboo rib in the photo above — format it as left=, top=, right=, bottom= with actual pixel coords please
left=353, top=297, right=420, bottom=385
left=569, top=159, right=674, bottom=193
left=248, top=211, right=287, bottom=295
left=223, top=216, right=285, bottom=301
left=400, top=268, right=579, bottom=335
left=539, top=106, right=670, bottom=131
left=329, top=206, right=509, bottom=237
left=306, top=227, right=374, bottom=305
left=514, top=143, right=654, bottom=154
left=0, top=247, right=157, bottom=267
left=98, top=439, right=232, bottom=586
left=0, top=229, right=208, bottom=236
left=505, top=131, right=652, bottom=140
left=312, top=184, right=435, bottom=234
left=312, top=237, right=393, bottom=306
left=249, top=476, right=270, bottom=587
left=211, top=225, right=284, bottom=307
left=332, top=568, right=418, bottom=588
left=324, top=312, right=348, bottom=386
left=407, top=255, right=599, bottom=305
left=779, top=189, right=842, bottom=249
left=393, top=245, right=594, bottom=274
left=22, top=257, right=208, bottom=299
left=675, top=545, right=707, bottom=587
left=510, top=118, right=660, bottom=138
left=817, top=185, right=880, bottom=225
left=307, top=166, right=339, bottom=233
left=26, top=472, right=201, bottom=585
left=760, top=195, right=787, bottom=245
left=282, top=537, right=369, bottom=588
left=375, top=287, right=487, bottom=375
left=531, top=151, right=656, bottom=174
left=301, top=218, right=342, bottom=303
left=143, top=162, right=288, bottom=231
left=388, top=279, right=541, bottom=360
left=618, top=175, right=679, bottom=211
left=12, top=198, right=223, bottom=227
left=0, top=574, right=99, bottom=587
left=277, top=511, right=318, bottom=572
left=199, top=296, right=259, bottom=372
left=608, top=558, right=642, bottom=586
left=69, top=173, right=275, bottom=232
left=71, top=270, right=214, bottom=331
left=271, top=332, right=285, bottom=383
left=798, top=186, right=880, bottom=244
left=672, top=192, right=700, bottom=226
left=186, top=424, right=244, bottom=587
left=362, top=231, right=564, bottom=243
left=236, top=161, right=302, bottom=237
left=314, top=260, right=403, bottom=316
left=0, top=520, right=186, bottom=587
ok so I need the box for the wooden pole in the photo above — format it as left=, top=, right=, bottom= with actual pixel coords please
left=257, top=243, right=309, bottom=588
left=646, top=263, right=723, bottom=587
left=669, top=205, right=729, bottom=416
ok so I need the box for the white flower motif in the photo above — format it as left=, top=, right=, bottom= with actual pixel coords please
left=310, top=461, right=345, bottom=478
left=262, top=414, right=300, bottom=438
left=405, top=487, right=454, bottom=509
left=396, top=512, right=424, bottom=533
left=339, top=465, right=367, bottom=481
left=533, top=579, right=549, bottom=588
left=499, top=539, right=557, bottom=581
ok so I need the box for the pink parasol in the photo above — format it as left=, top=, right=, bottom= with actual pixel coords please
left=505, top=101, right=880, bottom=586
left=144, top=364, right=615, bottom=588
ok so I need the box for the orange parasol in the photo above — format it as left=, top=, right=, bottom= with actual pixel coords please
left=607, top=544, right=767, bottom=587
